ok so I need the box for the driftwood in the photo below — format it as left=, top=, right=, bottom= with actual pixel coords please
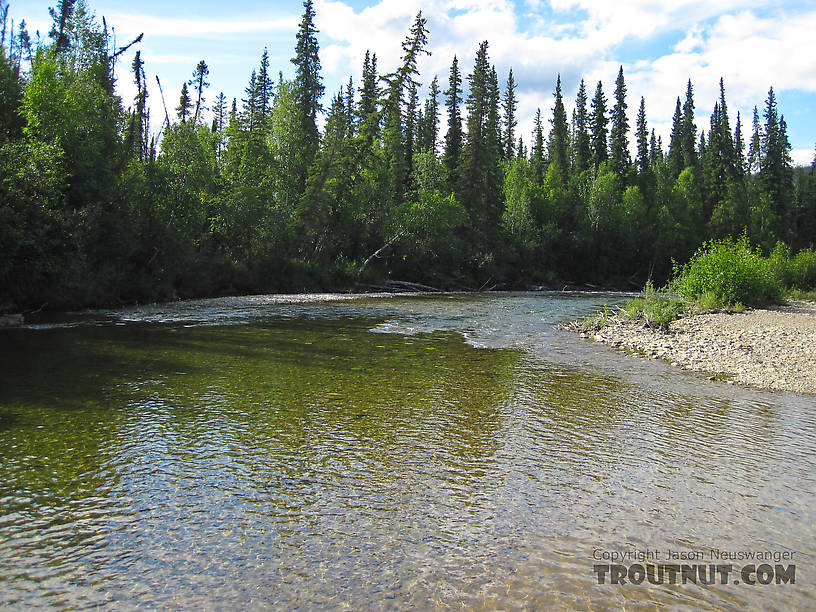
left=356, top=283, right=403, bottom=292
left=385, top=280, right=441, bottom=292
left=477, top=277, right=494, bottom=291
left=357, top=230, right=406, bottom=277
left=355, top=280, right=443, bottom=293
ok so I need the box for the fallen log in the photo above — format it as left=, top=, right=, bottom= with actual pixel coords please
left=385, top=280, right=442, bottom=292
left=355, top=283, right=409, bottom=292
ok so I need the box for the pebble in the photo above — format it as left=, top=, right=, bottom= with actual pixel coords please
left=583, top=300, right=816, bottom=395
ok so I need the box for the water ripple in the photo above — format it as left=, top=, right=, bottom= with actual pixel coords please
left=1, top=293, right=813, bottom=610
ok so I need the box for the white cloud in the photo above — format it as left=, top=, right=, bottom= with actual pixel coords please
left=106, top=13, right=299, bottom=38
left=314, top=0, right=816, bottom=155
left=63, top=0, right=812, bottom=157
left=792, top=149, right=814, bottom=167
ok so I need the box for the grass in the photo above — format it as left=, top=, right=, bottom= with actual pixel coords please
left=787, top=288, right=816, bottom=301
left=582, top=237, right=816, bottom=331
left=619, top=281, right=687, bottom=329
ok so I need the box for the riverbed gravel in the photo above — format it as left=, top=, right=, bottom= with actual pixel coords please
left=581, top=300, right=816, bottom=395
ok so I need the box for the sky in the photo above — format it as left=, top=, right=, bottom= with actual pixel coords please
left=9, top=0, right=816, bottom=165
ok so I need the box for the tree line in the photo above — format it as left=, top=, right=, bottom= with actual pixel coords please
left=1, top=0, right=814, bottom=310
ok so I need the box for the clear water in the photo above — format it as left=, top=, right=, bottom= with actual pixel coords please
left=1, top=293, right=814, bottom=610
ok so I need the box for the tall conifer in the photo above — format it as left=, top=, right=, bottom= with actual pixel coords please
left=635, top=97, right=649, bottom=177
left=548, top=74, right=569, bottom=182
left=609, top=66, right=629, bottom=182
left=573, top=79, right=591, bottom=174
left=531, top=108, right=545, bottom=185
left=681, top=79, right=697, bottom=169
left=443, top=55, right=463, bottom=190
left=291, top=0, right=324, bottom=193
left=590, top=80, right=608, bottom=171
left=502, top=68, right=517, bottom=160
left=667, top=97, right=684, bottom=177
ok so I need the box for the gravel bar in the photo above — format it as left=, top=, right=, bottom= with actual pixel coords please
left=580, top=300, right=816, bottom=395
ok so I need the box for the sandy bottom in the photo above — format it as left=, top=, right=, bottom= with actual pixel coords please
left=583, top=300, right=816, bottom=395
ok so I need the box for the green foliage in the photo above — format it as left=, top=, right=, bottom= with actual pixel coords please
left=670, top=236, right=781, bottom=307
left=502, top=156, right=537, bottom=246
left=621, top=281, right=687, bottom=329
left=587, top=168, right=621, bottom=233
left=766, top=242, right=816, bottom=291
left=22, top=51, right=122, bottom=210
left=1, top=0, right=812, bottom=309
left=0, top=140, right=71, bottom=306
left=609, top=66, right=630, bottom=183
left=0, top=47, right=24, bottom=141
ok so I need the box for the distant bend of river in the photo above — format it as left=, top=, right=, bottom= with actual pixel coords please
left=1, top=292, right=814, bottom=610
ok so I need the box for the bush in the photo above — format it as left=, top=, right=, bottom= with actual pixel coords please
left=788, top=248, right=816, bottom=290
left=621, top=281, right=687, bottom=329
left=670, top=236, right=781, bottom=308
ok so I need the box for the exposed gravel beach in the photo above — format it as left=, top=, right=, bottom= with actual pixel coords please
left=581, top=300, right=816, bottom=395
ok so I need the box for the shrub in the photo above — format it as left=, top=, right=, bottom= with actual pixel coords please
left=621, top=281, right=687, bottom=329
left=670, top=236, right=781, bottom=308
left=788, top=248, right=816, bottom=290
left=756, top=242, right=816, bottom=293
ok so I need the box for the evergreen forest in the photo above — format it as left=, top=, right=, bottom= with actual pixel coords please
left=1, top=0, right=815, bottom=310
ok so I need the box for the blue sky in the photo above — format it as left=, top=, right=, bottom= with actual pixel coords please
left=10, top=0, right=816, bottom=165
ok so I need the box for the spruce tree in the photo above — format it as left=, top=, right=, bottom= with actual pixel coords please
left=126, top=50, right=149, bottom=161
left=380, top=12, right=430, bottom=206
left=176, top=82, right=192, bottom=123
left=345, top=76, right=355, bottom=134
left=502, top=68, right=517, bottom=160
left=548, top=74, right=569, bottom=182
left=703, top=80, right=737, bottom=225
left=443, top=55, right=463, bottom=191
left=716, top=78, right=734, bottom=171
left=213, top=92, right=227, bottom=133
left=48, top=0, right=76, bottom=54
left=681, top=79, right=697, bottom=169
left=404, top=82, right=418, bottom=189
left=733, top=111, right=745, bottom=179
left=703, top=103, right=722, bottom=223
left=357, top=50, right=379, bottom=152
left=760, top=87, right=794, bottom=237
left=242, top=70, right=259, bottom=131
left=748, top=106, right=762, bottom=174
left=257, top=48, right=273, bottom=124
left=488, top=65, right=501, bottom=165
left=291, top=0, right=324, bottom=193
left=419, top=75, right=440, bottom=154
left=572, top=79, right=591, bottom=174
left=667, top=97, right=683, bottom=177
left=635, top=97, right=649, bottom=177
left=649, top=129, right=661, bottom=167
left=531, top=108, right=545, bottom=185
left=461, top=41, right=502, bottom=250
left=590, top=80, right=608, bottom=171
left=358, top=50, right=378, bottom=121
left=189, top=60, right=210, bottom=125
left=609, top=66, right=630, bottom=182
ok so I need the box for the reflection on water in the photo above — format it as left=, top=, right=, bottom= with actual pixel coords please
left=0, top=293, right=814, bottom=610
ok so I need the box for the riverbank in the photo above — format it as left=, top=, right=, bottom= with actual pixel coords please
left=577, top=300, right=816, bottom=395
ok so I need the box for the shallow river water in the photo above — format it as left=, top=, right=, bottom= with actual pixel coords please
left=0, top=292, right=814, bottom=610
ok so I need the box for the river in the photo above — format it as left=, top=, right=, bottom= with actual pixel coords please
left=1, top=292, right=814, bottom=609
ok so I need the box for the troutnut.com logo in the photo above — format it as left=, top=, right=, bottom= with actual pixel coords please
left=592, top=548, right=796, bottom=585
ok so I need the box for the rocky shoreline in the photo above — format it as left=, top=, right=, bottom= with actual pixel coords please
left=578, top=300, right=816, bottom=395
